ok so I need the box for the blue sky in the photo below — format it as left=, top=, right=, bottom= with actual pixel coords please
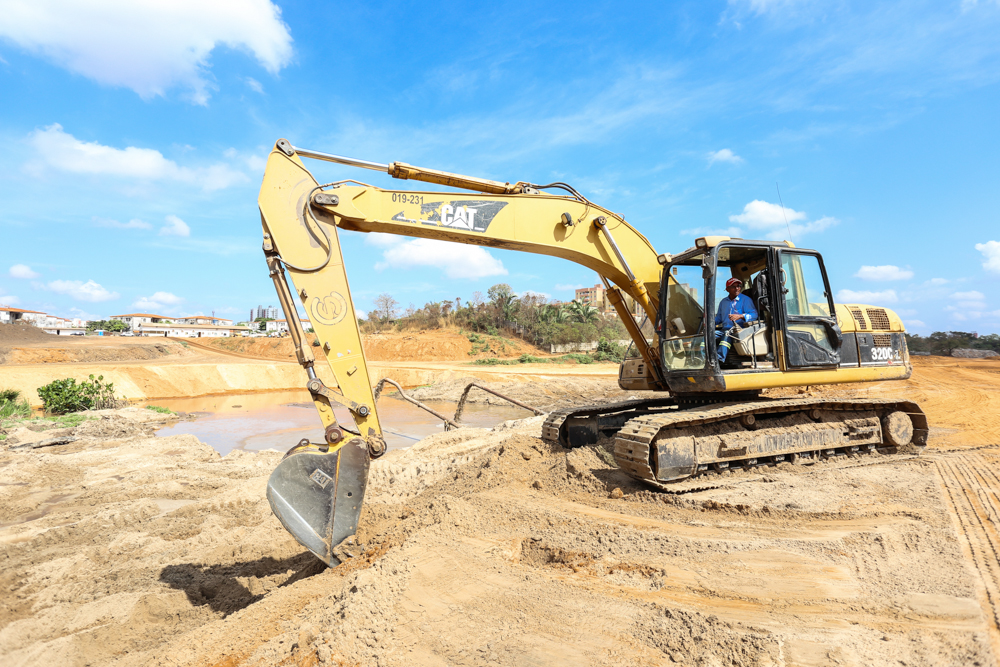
left=1, top=0, right=999, bottom=334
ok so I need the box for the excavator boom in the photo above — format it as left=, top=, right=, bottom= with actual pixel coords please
left=258, top=140, right=668, bottom=563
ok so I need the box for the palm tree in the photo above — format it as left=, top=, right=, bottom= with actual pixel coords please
left=568, top=300, right=599, bottom=324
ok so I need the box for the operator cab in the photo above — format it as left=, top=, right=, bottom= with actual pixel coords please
left=655, top=238, right=842, bottom=393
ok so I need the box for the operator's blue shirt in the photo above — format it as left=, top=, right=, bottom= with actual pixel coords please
left=715, top=293, right=758, bottom=328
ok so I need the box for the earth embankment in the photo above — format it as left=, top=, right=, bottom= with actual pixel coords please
left=197, top=328, right=551, bottom=362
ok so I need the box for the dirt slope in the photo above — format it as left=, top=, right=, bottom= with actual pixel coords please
left=199, top=329, right=551, bottom=362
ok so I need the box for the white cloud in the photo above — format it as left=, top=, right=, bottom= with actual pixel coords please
left=47, top=279, right=119, bottom=302
left=374, top=239, right=507, bottom=280
left=68, top=306, right=99, bottom=321
left=133, top=291, right=184, bottom=312
left=854, top=265, right=914, bottom=281
left=728, top=200, right=837, bottom=240
left=836, top=289, right=898, bottom=305
left=679, top=226, right=744, bottom=238
left=925, top=278, right=949, bottom=286
left=9, top=264, right=40, bottom=279
left=729, top=0, right=813, bottom=14
left=962, top=0, right=1000, bottom=11
left=160, top=215, right=191, bottom=237
left=0, top=0, right=293, bottom=104
left=27, top=124, right=247, bottom=191
left=976, top=241, right=1000, bottom=274
left=944, top=290, right=988, bottom=319
left=245, top=77, right=264, bottom=94
left=905, top=319, right=926, bottom=328
left=364, top=232, right=404, bottom=248
left=0, top=287, right=21, bottom=306
left=707, top=148, right=744, bottom=165
left=94, top=216, right=153, bottom=230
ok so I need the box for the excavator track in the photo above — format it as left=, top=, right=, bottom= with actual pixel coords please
left=543, top=396, right=927, bottom=493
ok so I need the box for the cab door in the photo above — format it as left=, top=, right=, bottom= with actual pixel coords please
left=775, top=250, right=841, bottom=368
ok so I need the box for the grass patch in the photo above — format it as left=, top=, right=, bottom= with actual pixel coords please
left=5, top=413, right=94, bottom=431
left=467, top=332, right=515, bottom=357
left=1, top=389, right=31, bottom=424
left=145, top=405, right=174, bottom=415
left=471, top=352, right=596, bottom=366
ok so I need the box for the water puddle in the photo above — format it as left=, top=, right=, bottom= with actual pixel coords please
left=149, top=390, right=531, bottom=455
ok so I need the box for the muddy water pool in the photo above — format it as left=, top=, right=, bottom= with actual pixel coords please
left=148, top=390, right=530, bottom=455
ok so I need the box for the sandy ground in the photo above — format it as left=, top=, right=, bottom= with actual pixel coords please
left=196, top=329, right=552, bottom=363
left=3, top=329, right=1000, bottom=666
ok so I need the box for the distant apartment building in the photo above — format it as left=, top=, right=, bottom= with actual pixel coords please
left=575, top=284, right=608, bottom=312
left=254, top=305, right=279, bottom=320
left=574, top=284, right=643, bottom=319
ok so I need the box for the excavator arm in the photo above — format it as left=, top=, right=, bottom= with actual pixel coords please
left=258, top=140, right=666, bottom=564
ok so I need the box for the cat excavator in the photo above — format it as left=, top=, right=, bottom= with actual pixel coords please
left=258, top=139, right=927, bottom=565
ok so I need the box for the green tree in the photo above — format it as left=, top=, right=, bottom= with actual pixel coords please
left=568, top=300, right=599, bottom=324
left=487, top=283, right=519, bottom=323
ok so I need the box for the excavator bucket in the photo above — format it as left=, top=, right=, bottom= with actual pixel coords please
left=265, top=438, right=370, bottom=566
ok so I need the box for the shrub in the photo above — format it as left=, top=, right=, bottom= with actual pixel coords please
left=0, top=394, right=30, bottom=423
left=37, top=375, right=127, bottom=414
left=563, top=353, right=594, bottom=365
left=592, top=338, right=627, bottom=363
left=145, top=405, right=174, bottom=414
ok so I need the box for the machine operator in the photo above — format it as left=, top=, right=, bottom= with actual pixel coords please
left=715, top=277, right=758, bottom=363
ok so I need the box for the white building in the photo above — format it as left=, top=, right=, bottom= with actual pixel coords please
left=264, top=319, right=312, bottom=333
left=136, top=322, right=250, bottom=338
left=0, top=306, right=45, bottom=324
left=176, top=315, right=233, bottom=326
left=109, top=313, right=170, bottom=331
left=0, top=307, right=86, bottom=334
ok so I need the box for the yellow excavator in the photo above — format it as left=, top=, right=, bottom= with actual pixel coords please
left=258, top=139, right=927, bottom=565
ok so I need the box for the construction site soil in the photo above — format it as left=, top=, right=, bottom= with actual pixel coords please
left=198, top=329, right=551, bottom=362
left=2, top=330, right=1000, bottom=666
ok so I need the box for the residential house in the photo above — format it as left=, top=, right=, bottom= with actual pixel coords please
left=109, top=313, right=170, bottom=331
left=264, top=319, right=312, bottom=334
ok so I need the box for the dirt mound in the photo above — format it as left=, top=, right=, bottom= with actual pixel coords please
left=5, top=343, right=183, bottom=365
left=951, top=348, right=999, bottom=358
left=197, top=329, right=550, bottom=362
left=0, top=322, right=53, bottom=343
left=0, top=323, right=53, bottom=364
left=407, top=376, right=655, bottom=411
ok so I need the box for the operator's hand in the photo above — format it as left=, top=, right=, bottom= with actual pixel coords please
left=729, top=313, right=743, bottom=322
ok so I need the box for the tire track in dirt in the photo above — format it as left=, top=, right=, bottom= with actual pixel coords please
left=934, top=449, right=1000, bottom=654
